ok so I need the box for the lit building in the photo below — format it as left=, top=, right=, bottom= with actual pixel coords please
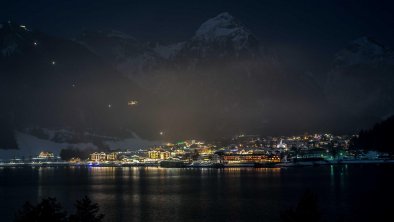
left=160, top=151, right=171, bottom=160
left=223, top=154, right=280, bottom=164
left=69, top=157, right=81, bottom=163
left=32, top=151, right=59, bottom=162
left=90, top=152, right=106, bottom=162
left=147, top=150, right=171, bottom=160
left=148, top=150, right=160, bottom=159
left=38, top=151, right=55, bottom=158
left=106, top=152, right=117, bottom=161
left=277, top=140, right=287, bottom=149
left=198, top=147, right=214, bottom=155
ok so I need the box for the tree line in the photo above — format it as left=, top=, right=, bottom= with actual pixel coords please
left=350, top=115, right=394, bottom=153
left=14, top=196, right=104, bottom=222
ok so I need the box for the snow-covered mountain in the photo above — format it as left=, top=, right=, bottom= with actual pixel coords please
left=0, top=21, right=160, bottom=150
left=77, top=30, right=162, bottom=67
left=194, top=12, right=255, bottom=44
left=77, top=30, right=143, bottom=63
left=0, top=129, right=160, bottom=159
left=334, top=37, right=392, bottom=67
left=5, top=14, right=394, bottom=152
left=77, top=30, right=166, bottom=86
left=176, top=12, right=259, bottom=60
left=77, top=12, right=260, bottom=79
left=78, top=13, right=325, bottom=137
left=76, top=24, right=394, bottom=136
left=325, top=36, right=394, bottom=130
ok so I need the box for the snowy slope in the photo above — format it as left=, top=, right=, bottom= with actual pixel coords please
left=334, top=37, right=389, bottom=67
left=325, top=36, right=394, bottom=129
left=153, top=42, right=185, bottom=59
left=0, top=131, right=97, bottom=159
left=193, top=12, right=257, bottom=51
left=75, top=12, right=326, bottom=137
left=0, top=131, right=161, bottom=160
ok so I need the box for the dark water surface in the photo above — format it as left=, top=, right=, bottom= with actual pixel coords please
left=1, top=165, right=393, bottom=222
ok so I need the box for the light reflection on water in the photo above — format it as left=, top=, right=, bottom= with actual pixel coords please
left=75, top=167, right=283, bottom=221
left=0, top=166, right=393, bottom=222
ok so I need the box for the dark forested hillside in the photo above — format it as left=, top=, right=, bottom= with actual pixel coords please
left=350, top=116, right=394, bottom=153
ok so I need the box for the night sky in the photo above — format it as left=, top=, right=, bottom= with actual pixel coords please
left=2, top=0, right=394, bottom=54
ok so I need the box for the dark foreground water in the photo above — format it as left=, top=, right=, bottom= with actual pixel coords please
left=0, top=165, right=393, bottom=222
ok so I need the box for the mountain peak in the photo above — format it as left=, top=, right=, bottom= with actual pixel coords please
left=188, top=12, right=258, bottom=57
left=350, top=36, right=385, bottom=52
left=194, top=12, right=251, bottom=40
left=334, top=36, right=387, bottom=67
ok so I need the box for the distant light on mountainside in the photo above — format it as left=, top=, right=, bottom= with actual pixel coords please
left=1, top=12, right=394, bottom=150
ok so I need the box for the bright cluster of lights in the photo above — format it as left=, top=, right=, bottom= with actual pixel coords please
left=128, top=100, right=138, bottom=106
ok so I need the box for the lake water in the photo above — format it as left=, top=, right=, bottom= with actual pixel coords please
left=0, top=165, right=393, bottom=222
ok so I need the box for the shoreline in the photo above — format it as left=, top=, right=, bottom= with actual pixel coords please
left=1, top=159, right=394, bottom=169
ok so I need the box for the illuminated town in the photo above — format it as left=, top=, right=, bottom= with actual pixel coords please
left=1, top=133, right=392, bottom=168
left=2, top=1, right=394, bottom=221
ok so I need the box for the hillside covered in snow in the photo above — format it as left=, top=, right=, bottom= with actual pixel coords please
left=2, top=12, right=394, bottom=156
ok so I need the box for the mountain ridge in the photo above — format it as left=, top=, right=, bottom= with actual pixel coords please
left=2, top=14, right=394, bottom=150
